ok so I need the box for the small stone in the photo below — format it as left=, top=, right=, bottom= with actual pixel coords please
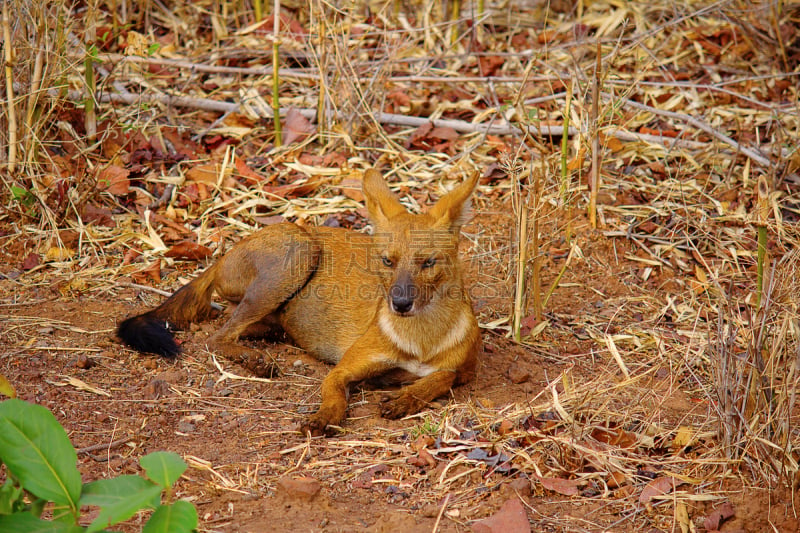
left=144, top=379, right=171, bottom=399
left=277, top=476, right=321, bottom=502
left=508, top=477, right=532, bottom=497
left=506, top=363, right=530, bottom=384
left=471, top=498, right=529, bottom=533
left=292, top=359, right=304, bottom=368
left=75, top=353, right=95, bottom=369
left=177, top=421, right=195, bottom=433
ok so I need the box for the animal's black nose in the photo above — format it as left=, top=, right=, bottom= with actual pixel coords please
left=390, top=282, right=416, bottom=314
left=391, top=297, right=414, bottom=314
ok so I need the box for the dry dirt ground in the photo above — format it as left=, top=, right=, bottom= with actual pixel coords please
left=2, top=193, right=799, bottom=532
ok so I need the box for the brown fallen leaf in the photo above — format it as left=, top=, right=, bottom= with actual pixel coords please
left=283, top=107, right=316, bottom=145
left=703, top=501, right=735, bottom=531
left=82, top=204, right=115, bottom=227
left=534, top=474, right=581, bottom=496
left=97, top=164, right=130, bottom=195
left=185, top=163, right=220, bottom=185
left=471, top=498, right=529, bottom=533
left=131, top=261, right=161, bottom=284
left=165, top=241, right=213, bottom=261
left=639, top=476, right=684, bottom=504
left=22, top=252, right=41, bottom=270
left=339, top=178, right=364, bottom=202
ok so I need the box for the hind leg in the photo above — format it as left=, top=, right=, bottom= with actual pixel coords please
left=208, top=290, right=283, bottom=377
left=208, top=224, right=319, bottom=376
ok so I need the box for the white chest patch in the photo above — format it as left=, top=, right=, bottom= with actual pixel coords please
left=397, top=359, right=438, bottom=377
left=378, top=312, right=422, bottom=357
left=378, top=309, right=471, bottom=360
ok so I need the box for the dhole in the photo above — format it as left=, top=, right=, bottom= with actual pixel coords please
left=118, top=168, right=481, bottom=435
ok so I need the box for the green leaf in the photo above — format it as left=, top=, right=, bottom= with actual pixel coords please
left=0, top=478, right=24, bottom=514
left=0, top=512, right=84, bottom=533
left=80, top=475, right=162, bottom=533
left=0, top=400, right=81, bottom=514
left=143, top=501, right=198, bottom=533
left=140, top=452, right=187, bottom=490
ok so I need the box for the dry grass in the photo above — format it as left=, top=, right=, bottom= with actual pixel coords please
left=2, top=0, right=800, bottom=530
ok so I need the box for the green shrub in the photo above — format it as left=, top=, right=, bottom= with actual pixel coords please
left=0, top=399, right=197, bottom=532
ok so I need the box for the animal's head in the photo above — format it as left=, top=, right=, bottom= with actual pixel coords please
left=362, top=168, right=479, bottom=316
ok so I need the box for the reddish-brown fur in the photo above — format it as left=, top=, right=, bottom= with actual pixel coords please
left=118, top=169, right=481, bottom=435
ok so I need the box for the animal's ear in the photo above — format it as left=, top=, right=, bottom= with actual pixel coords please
left=362, top=168, right=406, bottom=226
left=428, top=171, right=480, bottom=232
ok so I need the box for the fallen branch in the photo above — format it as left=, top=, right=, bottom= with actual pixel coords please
left=60, top=88, right=773, bottom=166
left=601, top=91, right=772, bottom=167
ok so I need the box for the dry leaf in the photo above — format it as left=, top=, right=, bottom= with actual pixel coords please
left=45, top=247, right=74, bottom=262
left=672, top=426, right=695, bottom=448
left=234, top=157, right=264, bottom=183
left=97, top=164, right=130, bottom=195
left=339, top=178, right=364, bottom=202
left=607, top=471, right=628, bottom=489
left=675, top=501, right=691, bottom=533
left=53, top=376, right=111, bottom=397
left=0, top=374, right=16, bottom=398
left=131, top=261, right=161, bottom=284
left=283, top=107, right=316, bottom=145
left=186, top=163, right=220, bottom=185
left=591, top=426, right=638, bottom=449
left=165, top=241, right=213, bottom=261
left=703, top=502, right=734, bottom=530
left=639, top=476, right=683, bottom=504
left=22, top=252, right=41, bottom=270
left=535, top=475, right=581, bottom=496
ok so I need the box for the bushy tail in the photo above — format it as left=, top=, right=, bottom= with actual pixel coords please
left=117, top=263, right=219, bottom=357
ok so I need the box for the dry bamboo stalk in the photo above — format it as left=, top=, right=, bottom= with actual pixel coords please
left=272, top=0, right=282, bottom=145
left=449, top=0, right=461, bottom=46
left=3, top=0, right=18, bottom=173
left=512, top=168, right=528, bottom=342
left=23, top=48, right=44, bottom=167
left=84, top=0, right=98, bottom=143
left=588, top=41, right=601, bottom=229
left=756, top=174, right=769, bottom=307
left=315, top=1, right=326, bottom=128
left=531, top=155, right=543, bottom=321
left=560, top=79, right=573, bottom=244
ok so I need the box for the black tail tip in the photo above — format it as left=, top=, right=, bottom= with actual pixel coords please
left=117, top=314, right=180, bottom=358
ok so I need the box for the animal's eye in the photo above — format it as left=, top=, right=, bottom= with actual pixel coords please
left=422, top=257, right=436, bottom=269
left=381, top=256, right=394, bottom=267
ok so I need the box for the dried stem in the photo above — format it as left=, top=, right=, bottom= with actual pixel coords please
left=588, top=41, right=601, bottom=229
left=3, top=0, right=18, bottom=173
left=271, top=0, right=282, bottom=145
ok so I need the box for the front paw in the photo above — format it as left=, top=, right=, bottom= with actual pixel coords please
left=380, top=393, right=426, bottom=419
left=300, top=406, right=344, bottom=437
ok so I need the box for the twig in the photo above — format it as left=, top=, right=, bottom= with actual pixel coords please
left=432, top=493, right=451, bottom=533
left=600, top=91, right=772, bottom=167
left=58, top=89, right=774, bottom=166
left=76, top=436, right=132, bottom=455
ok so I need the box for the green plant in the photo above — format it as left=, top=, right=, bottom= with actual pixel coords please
left=0, top=399, right=197, bottom=532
